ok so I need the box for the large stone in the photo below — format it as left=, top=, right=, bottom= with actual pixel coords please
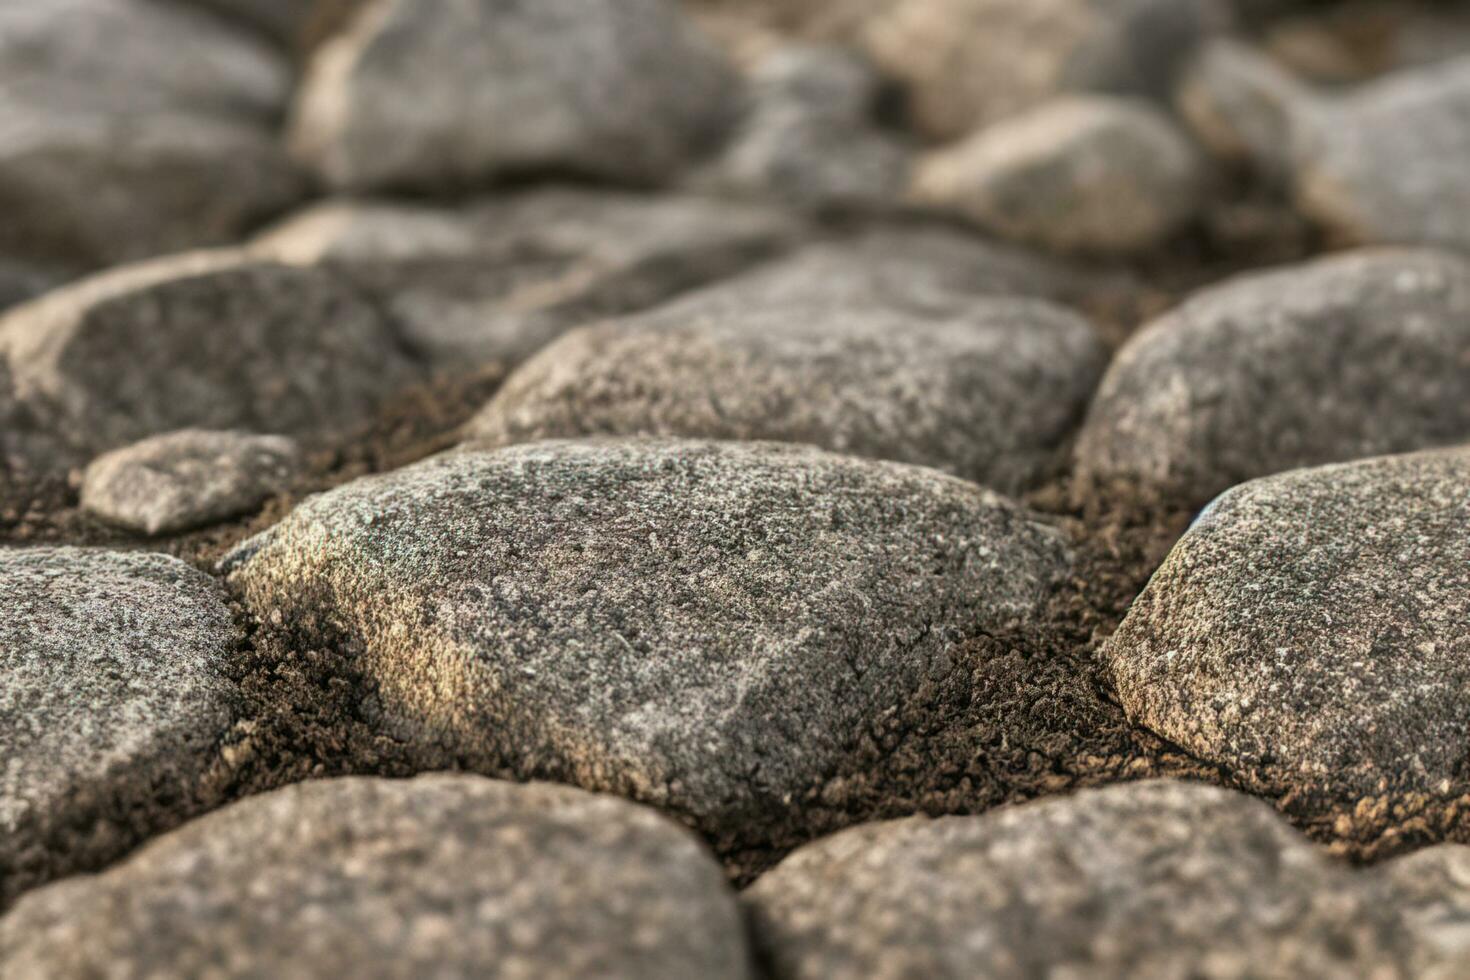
left=1103, top=449, right=1470, bottom=852
left=1374, top=846, right=1470, bottom=978
left=289, top=0, right=739, bottom=192
left=0, top=548, right=239, bottom=906
left=912, top=95, right=1204, bottom=253
left=1293, top=55, right=1470, bottom=251
left=855, top=0, right=1222, bottom=140
left=746, top=780, right=1410, bottom=979
left=0, top=250, right=420, bottom=464
left=0, top=775, right=752, bottom=978
left=691, top=44, right=909, bottom=210
left=251, top=189, right=802, bottom=367
left=466, top=292, right=1106, bottom=495
left=0, top=0, right=290, bottom=121
left=1074, top=249, right=1470, bottom=507
left=225, top=439, right=1073, bottom=848
left=0, top=103, right=307, bottom=274
left=1175, top=39, right=1306, bottom=183
left=81, top=429, right=303, bottom=536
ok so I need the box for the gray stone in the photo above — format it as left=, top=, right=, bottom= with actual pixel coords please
left=251, top=189, right=803, bottom=367
left=0, top=250, right=419, bottom=464
left=1075, top=248, right=1470, bottom=507
left=746, top=780, right=1409, bottom=980
left=0, top=0, right=290, bottom=121
left=181, top=0, right=315, bottom=43
left=854, top=0, right=1223, bottom=140
left=911, top=95, right=1204, bottom=253
left=1293, top=55, right=1470, bottom=251
left=1103, top=448, right=1470, bottom=850
left=691, top=44, right=910, bottom=210
left=1374, top=846, right=1470, bottom=979
left=0, top=98, right=306, bottom=275
left=1175, top=39, right=1307, bottom=182
left=0, top=548, right=239, bottom=907
left=0, top=775, right=752, bottom=979
left=81, top=429, right=303, bottom=536
left=465, top=292, right=1106, bottom=495
left=225, top=439, right=1072, bottom=846
left=289, top=0, right=739, bottom=192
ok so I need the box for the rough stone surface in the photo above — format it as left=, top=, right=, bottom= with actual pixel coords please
left=225, top=439, right=1073, bottom=848
left=1075, top=248, right=1470, bottom=507
left=912, top=95, right=1204, bottom=253
left=855, top=0, right=1222, bottom=140
left=1293, top=55, right=1470, bottom=250
left=81, top=430, right=304, bottom=536
left=0, top=775, right=752, bottom=979
left=0, top=0, right=290, bottom=121
left=691, top=44, right=909, bottom=210
left=0, top=101, right=307, bottom=276
left=0, top=548, right=239, bottom=907
left=251, top=189, right=802, bottom=367
left=0, top=250, right=420, bottom=464
left=289, top=0, right=740, bottom=192
left=1104, top=449, right=1470, bottom=852
left=466, top=292, right=1106, bottom=495
left=745, top=780, right=1413, bottom=979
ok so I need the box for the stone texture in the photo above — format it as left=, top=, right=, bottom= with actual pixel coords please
left=854, top=0, right=1223, bottom=140
left=1175, top=38, right=1306, bottom=182
left=0, top=775, right=752, bottom=979
left=289, top=0, right=739, bottom=193
left=0, top=548, right=239, bottom=907
left=1293, top=55, right=1470, bottom=251
left=225, top=439, right=1072, bottom=848
left=690, top=44, right=909, bottom=210
left=0, top=0, right=290, bottom=121
left=81, top=430, right=303, bottom=536
left=912, top=95, right=1204, bottom=253
left=466, top=292, right=1106, bottom=495
left=0, top=102, right=307, bottom=277
left=1374, top=846, right=1470, bottom=979
left=1074, top=248, right=1470, bottom=507
left=0, top=250, right=419, bottom=465
left=1103, top=448, right=1470, bottom=851
left=746, top=780, right=1428, bottom=978
left=251, top=189, right=802, bottom=367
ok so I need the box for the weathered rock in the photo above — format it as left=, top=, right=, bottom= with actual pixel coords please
left=225, top=439, right=1072, bottom=849
left=1175, top=39, right=1306, bottom=182
left=691, top=44, right=909, bottom=210
left=1075, top=249, right=1470, bottom=507
left=289, top=0, right=739, bottom=192
left=856, top=0, right=1223, bottom=140
left=0, top=0, right=290, bottom=121
left=912, top=95, right=1204, bottom=253
left=1293, top=55, right=1470, bottom=251
left=1374, top=846, right=1470, bottom=979
left=466, top=293, right=1106, bottom=495
left=0, top=775, right=752, bottom=978
left=746, top=780, right=1408, bottom=979
left=0, top=102, right=307, bottom=275
left=81, top=430, right=303, bottom=536
left=0, top=250, right=419, bottom=464
left=0, top=548, right=239, bottom=906
left=1103, top=449, right=1470, bottom=852
left=251, top=189, right=802, bottom=367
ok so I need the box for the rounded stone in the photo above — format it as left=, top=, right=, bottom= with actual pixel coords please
left=746, top=780, right=1407, bottom=979
left=289, top=0, right=740, bottom=192
left=1103, top=448, right=1470, bottom=851
left=911, top=95, right=1204, bottom=253
left=0, top=250, right=419, bottom=463
left=81, top=429, right=303, bottom=536
left=225, top=439, right=1073, bottom=847
left=0, top=547, right=239, bottom=906
left=0, top=775, right=752, bottom=979
left=465, top=293, right=1106, bottom=495
left=1074, top=248, right=1470, bottom=508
